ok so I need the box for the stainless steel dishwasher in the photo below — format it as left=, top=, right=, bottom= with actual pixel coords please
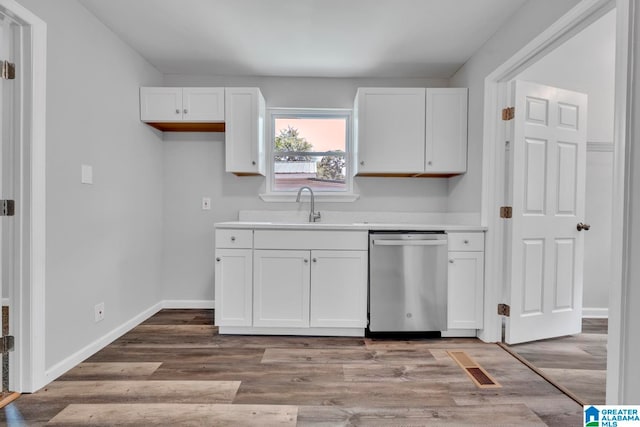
left=369, top=232, right=447, bottom=333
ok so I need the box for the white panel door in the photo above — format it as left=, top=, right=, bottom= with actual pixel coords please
left=253, top=250, right=310, bottom=328
left=139, top=87, right=182, bottom=121
left=355, top=88, right=425, bottom=174
left=214, top=249, right=253, bottom=327
left=309, top=250, right=367, bottom=328
left=505, top=81, right=588, bottom=344
left=182, top=87, right=224, bottom=122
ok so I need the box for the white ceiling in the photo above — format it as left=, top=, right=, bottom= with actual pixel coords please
left=79, top=0, right=527, bottom=79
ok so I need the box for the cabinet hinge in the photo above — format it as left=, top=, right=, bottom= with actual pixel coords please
left=0, top=200, right=15, bottom=217
left=1, top=60, right=15, bottom=80
left=499, top=206, right=512, bottom=219
left=0, top=335, right=14, bottom=353
left=497, top=304, right=511, bottom=317
left=502, top=107, right=515, bottom=121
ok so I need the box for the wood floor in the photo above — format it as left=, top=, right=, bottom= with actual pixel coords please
left=1, top=309, right=583, bottom=426
left=506, top=318, right=607, bottom=405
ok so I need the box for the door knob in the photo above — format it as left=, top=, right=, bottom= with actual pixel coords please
left=577, top=222, right=591, bottom=231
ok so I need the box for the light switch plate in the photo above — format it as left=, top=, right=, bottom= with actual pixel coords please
left=202, top=197, right=211, bottom=210
left=81, top=164, right=93, bottom=184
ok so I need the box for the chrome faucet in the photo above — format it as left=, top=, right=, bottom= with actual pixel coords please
left=296, top=186, right=321, bottom=223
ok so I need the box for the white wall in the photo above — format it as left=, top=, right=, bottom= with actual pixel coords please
left=448, top=0, right=581, bottom=212
left=516, top=10, right=616, bottom=314
left=16, top=0, right=165, bottom=370
left=161, top=75, right=451, bottom=301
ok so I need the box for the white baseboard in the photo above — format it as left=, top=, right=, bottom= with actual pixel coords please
left=44, top=301, right=164, bottom=384
left=1, top=297, right=9, bottom=306
left=162, top=299, right=214, bottom=309
left=583, top=307, right=609, bottom=318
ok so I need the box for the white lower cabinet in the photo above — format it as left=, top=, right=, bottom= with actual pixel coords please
left=214, top=249, right=253, bottom=327
left=310, top=250, right=368, bottom=328
left=215, top=228, right=369, bottom=336
left=253, top=250, right=311, bottom=328
left=253, top=249, right=368, bottom=329
left=447, top=232, right=485, bottom=330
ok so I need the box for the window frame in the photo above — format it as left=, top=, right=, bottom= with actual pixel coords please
left=260, top=107, right=358, bottom=202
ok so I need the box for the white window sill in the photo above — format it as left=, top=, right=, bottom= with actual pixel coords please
left=259, top=193, right=360, bottom=203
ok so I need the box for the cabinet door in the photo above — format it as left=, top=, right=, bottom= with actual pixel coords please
left=183, top=87, right=225, bottom=122
left=425, top=88, right=468, bottom=174
left=215, top=249, right=253, bottom=327
left=355, top=88, right=425, bottom=174
left=225, top=87, right=265, bottom=176
left=310, top=250, right=367, bottom=328
left=140, top=87, right=182, bottom=121
left=447, top=251, right=484, bottom=329
left=253, top=250, right=310, bottom=327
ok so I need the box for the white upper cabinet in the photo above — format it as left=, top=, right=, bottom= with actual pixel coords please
left=354, top=87, right=468, bottom=176
left=224, top=87, right=265, bottom=176
left=425, top=88, right=468, bottom=174
left=140, top=87, right=224, bottom=122
left=140, top=87, right=182, bottom=122
left=354, top=88, right=426, bottom=175
left=182, top=87, right=225, bottom=122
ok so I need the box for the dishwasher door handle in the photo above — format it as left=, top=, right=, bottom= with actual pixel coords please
left=372, top=239, right=447, bottom=246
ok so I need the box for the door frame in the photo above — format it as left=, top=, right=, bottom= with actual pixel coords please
left=480, top=0, right=628, bottom=403
left=0, top=0, right=46, bottom=393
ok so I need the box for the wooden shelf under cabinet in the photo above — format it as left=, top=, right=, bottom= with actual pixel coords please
left=145, top=122, right=225, bottom=132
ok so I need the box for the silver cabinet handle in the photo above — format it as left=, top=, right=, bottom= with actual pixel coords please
left=183, top=109, right=188, bottom=114
left=231, top=236, right=236, bottom=242
left=304, top=259, right=309, bottom=263
left=312, top=258, right=317, bottom=263
left=360, top=161, right=365, bottom=166
left=464, top=239, right=469, bottom=244
left=449, top=259, right=454, bottom=263
left=175, top=109, right=180, bottom=114
left=428, top=161, right=432, bottom=166
left=216, top=257, right=221, bottom=262
left=252, top=161, right=256, bottom=165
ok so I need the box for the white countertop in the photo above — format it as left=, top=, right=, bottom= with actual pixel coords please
left=215, top=210, right=486, bottom=232
left=215, top=221, right=486, bottom=232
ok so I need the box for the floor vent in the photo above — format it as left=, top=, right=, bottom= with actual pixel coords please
left=448, top=350, right=501, bottom=389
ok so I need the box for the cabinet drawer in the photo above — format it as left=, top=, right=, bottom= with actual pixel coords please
left=216, top=229, right=253, bottom=249
left=254, top=230, right=368, bottom=250
left=447, top=232, right=484, bottom=251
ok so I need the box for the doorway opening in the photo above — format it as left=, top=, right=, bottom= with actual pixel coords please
left=500, top=8, right=615, bottom=404
left=481, top=0, right=628, bottom=405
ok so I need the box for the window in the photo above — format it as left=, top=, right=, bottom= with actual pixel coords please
left=265, top=109, right=354, bottom=199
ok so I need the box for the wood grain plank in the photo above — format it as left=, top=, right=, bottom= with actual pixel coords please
left=151, top=362, right=345, bottom=383
left=48, top=403, right=296, bottom=426
left=261, top=348, right=375, bottom=364
left=234, top=381, right=456, bottom=407
left=32, top=381, right=240, bottom=403
left=58, top=363, right=162, bottom=380
left=297, top=404, right=546, bottom=426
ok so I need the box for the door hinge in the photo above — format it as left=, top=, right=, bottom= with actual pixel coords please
left=1, top=60, right=15, bottom=80
left=1, top=200, right=15, bottom=217
left=499, top=206, right=512, bottom=219
left=497, top=304, right=511, bottom=317
left=0, top=336, right=14, bottom=353
left=502, top=107, right=515, bottom=121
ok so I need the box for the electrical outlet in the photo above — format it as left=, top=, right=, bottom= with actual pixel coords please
left=202, top=197, right=211, bottom=210
left=94, top=302, right=105, bottom=322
